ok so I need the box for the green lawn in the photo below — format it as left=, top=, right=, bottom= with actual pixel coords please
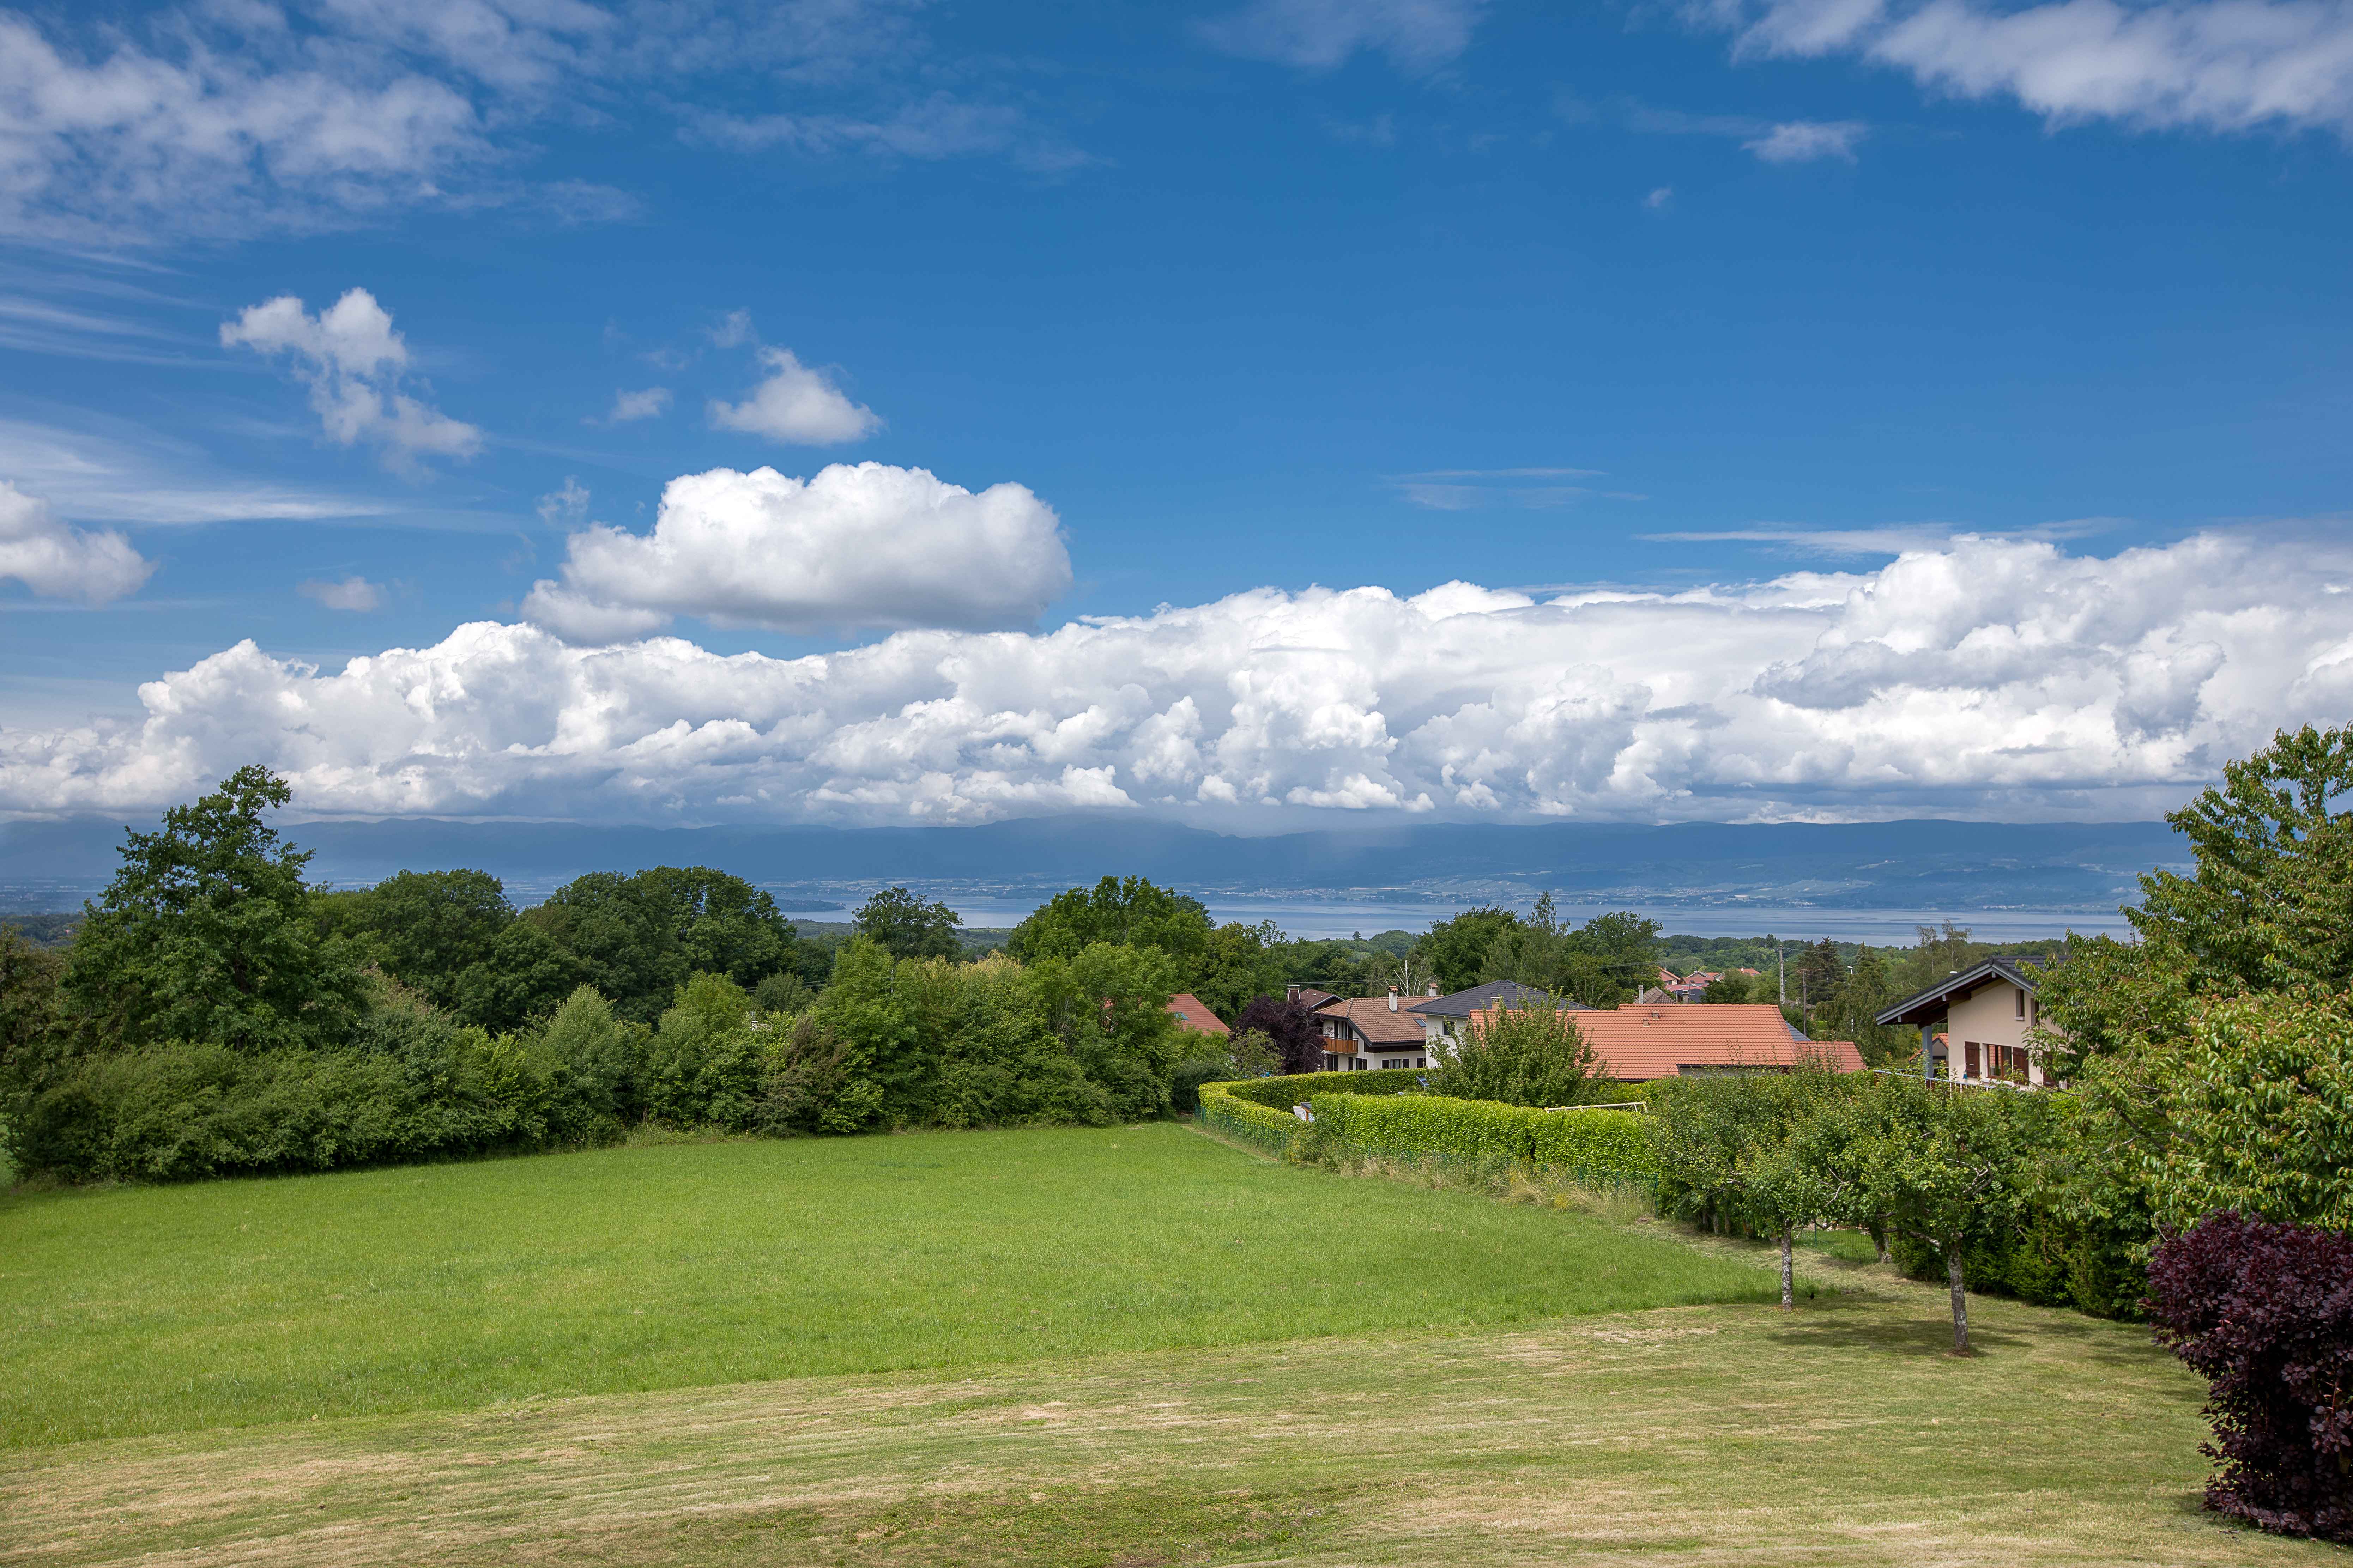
left=5, top=1276, right=2331, bottom=1567
left=0, top=1122, right=1776, bottom=1448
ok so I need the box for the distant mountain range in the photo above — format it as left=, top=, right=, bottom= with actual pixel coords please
left=0, top=814, right=2185, bottom=917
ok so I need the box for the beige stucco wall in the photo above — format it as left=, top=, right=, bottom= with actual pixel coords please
left=1946, top=981, right=2053, bottom=1085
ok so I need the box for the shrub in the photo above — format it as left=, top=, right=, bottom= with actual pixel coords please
left=1221, top=1068, right=1429, bottom=1109
left=1196, top=1080, right=1306, bottom=1156
left=2148, top=1213, right=2353, bottom=1543
left=1309, top=1093, right=1654, bottom=1190
left=1435, top=1000, right=1604, bottom=1107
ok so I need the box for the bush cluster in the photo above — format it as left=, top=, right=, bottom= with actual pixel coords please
left=5, top=937, right=1197, bottom=1182
left=2148, top=1213, right=2353, bottom=1543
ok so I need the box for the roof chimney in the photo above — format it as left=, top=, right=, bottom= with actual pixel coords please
left=1427, top=981, right=1440, bottom=997
left=1286, top=982, right=1301, bottom=1004
left=1387, top=986, right=1399, bottom=1012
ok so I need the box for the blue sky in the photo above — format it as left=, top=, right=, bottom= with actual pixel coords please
left=3, top=0, right=2352, bottom=827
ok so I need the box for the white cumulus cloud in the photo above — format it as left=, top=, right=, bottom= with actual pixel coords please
left=708, top=348, right=882, bottom=445
left=0, top=481, right=153, bottom=606
left=222, top=288, right=483, bottom=469
left=1707, top=0, right=2353, bottom=136
left=521, top=462, right=1073, bottom=639
left=298, top=576, right=387, bottom=612
left=8, top=533, right=2353, bottom=826
left=1198, top=0, right=1488, bottom=72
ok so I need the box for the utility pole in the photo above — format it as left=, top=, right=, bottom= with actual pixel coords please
left=1777, top=941, right=1786, bottom=1007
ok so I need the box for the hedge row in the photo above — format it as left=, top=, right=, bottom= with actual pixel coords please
left=1308, top=1092, right=1656, bottom=1189
left=1197, top=1079, right=1306, bottom=1155
left=1220, top=1068, right=1430, bottom=1109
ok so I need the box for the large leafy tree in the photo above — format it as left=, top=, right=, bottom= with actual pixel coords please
left=352, top=868, right=515, bottom=1008
left=1417, top=905, right=1520, bottom=995
left=2134, top=722, right=2353, bottom=994
left=63, top=767, right=368, bottom=1050
left=852, top=886, right=965, bottom=961
left=1478, top=895, right=1660, bottom=1007
left=514, top=866, right=816, bottom=1025
left=1006, top=876, right=1212, bottom=967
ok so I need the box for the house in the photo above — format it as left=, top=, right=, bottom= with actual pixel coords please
left=1306, top=987, right=1434, bottom=1071
left=1470, top=1001, right=1863, bottom=1081
left=1164, top=993, right=1230, bottom=1039
left=1407, top=979, right=1578, bottom=1051
left=1875, top=957, right=2057, bottom=1086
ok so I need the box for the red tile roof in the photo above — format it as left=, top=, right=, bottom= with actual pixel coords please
left=1316, top=996, right=1430, bottom=1047
left=1471, top=1002, right=1863, bottom=1082
left=1165, top=993, right=1230, bottom=1038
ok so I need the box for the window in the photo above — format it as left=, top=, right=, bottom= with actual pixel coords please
left=2014, top=986, right=2027, bottom=1020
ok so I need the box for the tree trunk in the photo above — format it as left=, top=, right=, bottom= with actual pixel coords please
left=1946, top=1242, right=1970, bottom=1355
left=1779, top=1222, right=1795, bottom=1310
left=1867, top=1217, right=1887, bottom=1264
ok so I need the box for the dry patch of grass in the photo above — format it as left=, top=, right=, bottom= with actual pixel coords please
left=3, top=1277, right=2336, bottom=1568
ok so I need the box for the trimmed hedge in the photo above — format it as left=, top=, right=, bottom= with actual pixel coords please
left=1309, top=1092, right=1655, bottom=1189
left=1197, top=1079, right=1307, bottom=1155
left=1221, top=1068, right=1430, bottom=1109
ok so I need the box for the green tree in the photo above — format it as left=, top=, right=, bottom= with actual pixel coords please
left=1007, top=876, right=1213, bottom=968
left=1650, top=1069, right=1853, bottom=1309
left=1794, top=937, right=1847, bottom=1014
left=1417, top=905, right=1520, bottom=995
left=1435, top=999, right=1604, bottom=1107
left=355, top=868, right=515, bottom=1007
left=852, top=886, right=965, bottom=961
left=1188, top=919, right=1285, bottom=1022
left=64, top=766, right=365, bottom=1050
left=2132, top=722, right=2353, bottom=995
left=1478, top=896, right=1658, bottom=1007
left=517, top=866, right=813, bottom=1024
left=1834, top=1075, right=2051, bottom=1354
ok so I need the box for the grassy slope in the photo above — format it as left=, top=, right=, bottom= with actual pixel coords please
left=4, top=1265, right=2330, bottom=1568
left=0, top=1124, right=1774, bottom=1448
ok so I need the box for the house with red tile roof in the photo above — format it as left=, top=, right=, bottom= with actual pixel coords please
left=1164, top=993, right=1230, bottom=1039
left=1470, top=1001, right=1862, bottom=1082
left=1293, top=984, right=1437, bottom=1071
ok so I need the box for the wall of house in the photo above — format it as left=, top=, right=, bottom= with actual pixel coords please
left=1946, top=982, right=2047, bottom=1085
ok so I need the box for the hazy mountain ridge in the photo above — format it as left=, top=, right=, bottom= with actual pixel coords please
left=0, top=814, right=2184, bottom=916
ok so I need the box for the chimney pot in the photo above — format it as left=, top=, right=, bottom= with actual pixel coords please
left=1286, top=982, right=1301, bottom=1004
left=1387, top=986, right=1399, bottom=1012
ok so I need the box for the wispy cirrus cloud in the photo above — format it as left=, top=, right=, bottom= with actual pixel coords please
left=1568, top=93, right=1876, bottom=162
left=1696, top=0, right=2353, bottom=138
left=1198, top=0, right=1488, bottom=73
left=1389, top=467, right=1640, bottom=510
left=0, top=0, right=1082, bottom=245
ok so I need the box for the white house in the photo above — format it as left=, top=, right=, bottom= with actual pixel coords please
left=1875, top=956, right=2058, bottom=1086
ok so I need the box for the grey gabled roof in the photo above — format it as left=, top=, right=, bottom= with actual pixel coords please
left=1407, top=979, right=1589, bottom=1019
left=1875, top=956, right=2046, bottom=1028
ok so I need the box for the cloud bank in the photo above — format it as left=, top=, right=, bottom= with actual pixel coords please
left=521, top=462, right=1072, bottom=639
left=8, top=532, right=2351, bottom=826
left=0, top=482, right=152, bottom=605
left=222, top=289, right=482, bottom=469
left=1705, top=0, right=2353, bottom=135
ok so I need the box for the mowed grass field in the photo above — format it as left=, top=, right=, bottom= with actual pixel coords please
left=5, top=1124, right=2336, bottom=1567
left=0, top=1122, right=1776, bottom=1449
